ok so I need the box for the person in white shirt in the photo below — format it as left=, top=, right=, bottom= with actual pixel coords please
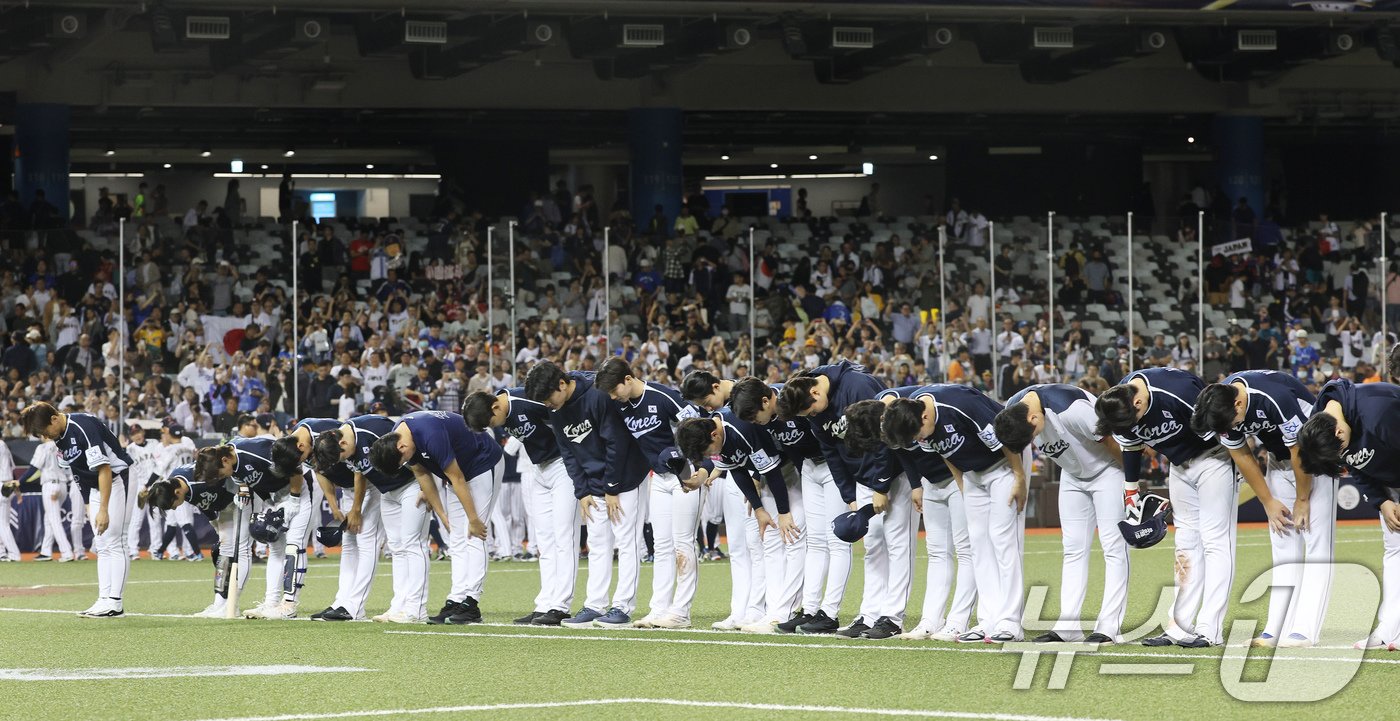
left=1229, top=276, right=1246, bottom=310
left=966, top=211, right=989, bottom=249
left=946, top=198, right=969, bottom=240
left=28, top=441, right=75, bottom=562
left=183, top=200, right=207, bottom=231
left=997, top=318, right=1026, bottom=361
left=515, top=337, right=542, bottom=366
left=725, top=274, right=751, bottom=332
left=361, top=351, right=389, bottom=403
left=123, top=425, right=164, bottom=560
left=177, top=352, right=216, bottom=398
left=966, top=281, right=991, bottom=326
left=0, top=441, right=19, bottom=562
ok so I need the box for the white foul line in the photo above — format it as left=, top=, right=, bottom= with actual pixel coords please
left=387, top=629, right=1400, bottom=665
left=185, top=697, right=1125, bottom=721
left=0, top=665, right=371, bottom=681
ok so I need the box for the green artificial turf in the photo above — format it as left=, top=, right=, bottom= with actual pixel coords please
left=0, top=523, right=1394, bottom=721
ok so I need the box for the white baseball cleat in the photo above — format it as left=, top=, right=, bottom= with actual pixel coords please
left=194, top=601, right=228, bottom=618
left=374, top=611, right=424, bottom=624
left=1277, top=633, right=1314, bottom=648
left=711, top=617, right=740, bottom=631
left=649, top=615, right=692, bottom=630
left=929, top=626, right=965, bottom=642
left=631, top=614, right=662, bottom=629
left=77, top=600, right=124, bottom=618
left=899, top=622, right=937, bottom=640
left=244, top=601, right=277, bottom=619
left=1249, top=633, right=1278, bottom=648
left=1355, top=634, right=1387, bottom=650
left=261, top=601, right=298, bottom=620
left=739, top=620, right=779, bottom=635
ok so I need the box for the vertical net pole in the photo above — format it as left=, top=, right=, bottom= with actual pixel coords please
left=1127, top=211, right=1135, bottom=372
left=291, top=219, right=299, bottom=417
left=938, top=226, right=948, bottom=379
left=1047, top=211, right=1056, bottom=377
left=749, top=227, right=756, bottom=364
left=487, top=226, right=495, bottom=377
left=1197, top=210, right=1205, bottom=354
left=509, top=220, right=518, bottom=382
left=118, top=218, right=126, bottom=426
left=1382, top=212, right=1389, bottom=348
left=602, top=227, right=610, bottom=358
left=988, top=220, right=997, bottom=396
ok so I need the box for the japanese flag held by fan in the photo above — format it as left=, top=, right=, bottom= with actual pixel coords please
left=201, top=314, right=252, bottom=363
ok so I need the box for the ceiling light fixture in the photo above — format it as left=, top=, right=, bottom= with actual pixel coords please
left=928, top=154, right=939, bottom=160
left=721, top=154, right=730, bottom=161
left=284, top=148, right=296, bottom=157
left=200, top=147, right=212, bottom=158
left=770, top=163, right=778, bottom=169
left=365, top=164, right=375, bottom=169
left=808, top=154, right=818, bottom=160
left=163, top=163, right=172, bottom=169
left=104, top=144, right=115, bottom=156
left=1187, top=136, right=1196, bottom=144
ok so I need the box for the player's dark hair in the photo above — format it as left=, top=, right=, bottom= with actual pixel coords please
left=461, top=391, right=498, bottom=431
left=777, top=376, right=820, bottom=419
left=1297, top=413, right=1344, bottom=477
left=270, top=435, right=303, bottom=478
left=523, top=361, right=567, bottom=403
left=146, top=478, right=177, bottom=512
left=731, top=377, right=774, bottom=422
left=1094, top=384, right=1139, bottom=437
left=195, top=446, right=235, bottom=484
left=18, top=401, right=59, bottom=438
left=311, top=431, right=345, bottom=473
left=993, top=402, right=1035, bottom=454
left=680, top=370, right=722, bottom=402
left=369, top=433, right=404, bottom=476
left=594, top=357, right=634, bottom=394
left=843, top=400, right=887, bottom=454
left=881, top=398, right=925, bottom=449
left=1388, top=343, right=1400, bottom=382
left=1191, top=383, right=1240, bottom=437
left=675, top=417, right=718, bottom=465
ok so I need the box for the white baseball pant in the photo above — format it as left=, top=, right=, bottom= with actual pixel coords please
left=444, top=460, right=504, bottom=604
left=1054, top=466, right=1130, bottom=641
left=523, top=458, right=579, bottom=614
left=918, top=477, right=976, bottom=633
left=379, top=481, right=431, bottom=618
left=0, top=494, right=17, bottom=559
left=490, top=481, right=526, bottom=558
left=1258, top=462, right=1336, bottom=643
left=1371, top=488, right=1400, bottom=645
left=646, top=472, right=703, bottom=622
left=124, top=476, right=146, bottom=554
left=757, top=476, right=805, bottom=623
left=310, top=482, right=328, bottom=556
left=857, top=476, right=918, bottom=626
left=214, top=505, right=253, bottom=601
left=330, top=486, right=382, bottom=619
left=720, top=476, right=766, bottom=624
left=86, top=477, right=131, bottom=606
left=166, top=502, right=197, bottom=557
left=263, top=484, right=313, bottom=607
left=69, top=479, right=87, bottom=555
left=1163, top=448, right=1238, bottom=645
left=801, top=459, right=852, bottom=619
left=963, top=461, right=1028, bottom=637
left=40, top=481, right=73, bottom=558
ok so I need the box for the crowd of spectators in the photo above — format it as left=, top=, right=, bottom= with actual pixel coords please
left=0, top=177, right=1395, bottom=443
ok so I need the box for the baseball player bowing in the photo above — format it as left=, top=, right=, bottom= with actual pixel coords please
left=677, top=407, right=803, bottom=634
left=144, top=463, right=250, bottom=618
left=679, top=373, right=766, bottom=632
left=729, top=378, right=851, bottom=635
left=369, top=410, right=501, bottom=625
left=462, top=387, right=579, bottom=627
left=1095, top=367, right=1236, bottom=648
left=882, top=384, right=1028, bottom=643
left=312, top=412, right=430, bottom=623
left=777, top=361, right=883, bottom=638
left=596, top=358, right=712, bottom=629
left=19, top=401, right=133, bottom=618
left=995, top=384, right=1130, bottom=644
left=1298, top=379, right=1400, bottom=650
left=846, top=401, right=976, bottom=642
left=523, top=362, right=651, bottom=629
left=194, top=437, right=314, bottom=619
left=1193, top=370, right=1331, bottom=648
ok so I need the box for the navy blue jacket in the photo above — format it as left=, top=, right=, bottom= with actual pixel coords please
left=1316, top=380, right=1400, bottom=509
left=619, top=381, right=705, bottom=476
left=1112, top=368, right=1215, bottom=465
left=800, top=361, right=885, bottom=503
left=548, top=372, right=649, bottom=498
left=759, top=385, right=825, bottom=466
left=293, top=418, right=355, bottom=488
left=55, top=412, right=133, bottom=499
left=228, top=437, right=291, bottom=500
left=1218, top=370, right=1315, bottom=462
left=401, top=411, right=502, bottom=482
left=344, top=414, right=415, bottom=493
left=501, top=388, right=561, bottom=466
left=886, top=385, right=1006, bottom=474
left=713, top=407, right=792, bottom=514
left=176, top=463, right=236, bottom=519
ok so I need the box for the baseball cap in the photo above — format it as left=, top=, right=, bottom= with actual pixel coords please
left=256, top=412, right=278, bottom=430
left=369, top=401, right=388, bottom=413
left=832, top=504, right=877, bottom=543
left=127, top=424, right=142, bottom=435
left=1293, top=329, right=1308, bottom=340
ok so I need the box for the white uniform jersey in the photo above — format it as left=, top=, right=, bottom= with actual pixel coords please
left=30, top=442, right=73, bottom=487
left=127, top=440, right=163, bottom=487
left=156, top=437, right=198, bottom=478
left=1008, top=384, right=1117, bottom=481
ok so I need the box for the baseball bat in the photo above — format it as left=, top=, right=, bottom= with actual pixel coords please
left=224, top=504, right=242, bottom=619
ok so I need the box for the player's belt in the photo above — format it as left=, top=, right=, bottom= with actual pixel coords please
left=1178, top=444, right=1227, bottom=470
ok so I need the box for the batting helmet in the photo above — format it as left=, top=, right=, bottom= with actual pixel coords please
left=315, top=522, right=346, bottom=548
left=249, top=508, right=288, bottom=543
left=1119, top=493, right=1171, bottom=549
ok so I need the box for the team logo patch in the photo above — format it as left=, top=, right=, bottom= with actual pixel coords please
left=1162, top=411, right=1173, bottom=419
left=827, top=416, right=849, bottom=439
left=1040, top=439, right=1070, bottom=458
left=1345, top=447, right=1376, bottom=469
left=647, top=405, right=657, bottom=413
left=945, top=424, right=955, bottom=433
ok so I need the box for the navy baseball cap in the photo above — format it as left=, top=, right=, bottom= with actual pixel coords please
left=256, top=413, right=279, bottom=431
left=832, top=504, right=877, bottom=543
left=369, top=401, right=388, bottom=413
left=161, top=416, right=184, bottom=437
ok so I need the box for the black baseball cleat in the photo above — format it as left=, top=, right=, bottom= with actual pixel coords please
left=321, top=607, right=353, bottom=621
left=776, top=613, right=812, bottom=634
left=1034, top=631, right=1067, bottom=643
left=446, top=597, right=482, bottom=625
left=1084, top=633, right=1115, bottom=645
left=836, top=620, right=870, bottom=639
left=861, top=617, right=903, bottom=640
left=531, top=609, right=570, bottom=626
left=427, top=600, right=464, bottom=625
left=797, top=611, right=839, bottom=635
left=311, top=606, right=336, bottom=621
left=514, top=611, right=543, bottom=625
left=1141, top=634, right=1175, bottom=647
left=1176, top=634, right=1214, bottom=649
